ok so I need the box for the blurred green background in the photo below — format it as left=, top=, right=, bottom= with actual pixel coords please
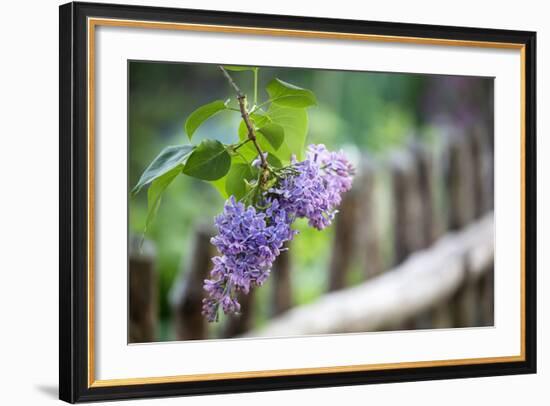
left=128, top=61, right=493, bottom=341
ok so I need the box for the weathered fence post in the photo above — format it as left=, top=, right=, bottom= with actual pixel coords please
left=411, top=142, right=439, bottom=247
left=449, top=260, right=477, bottom=328
left=431, top=299, right=454, bottom=328
left=445, top=132, right=477, bottom=231
left=444, top=129, right=488, bottom=328
left=271, top=247, right=292, bottom=316
left=478, top=262, right=495, bottom=326
left=355, top=158, right=383, bottom=280
left=468, top=126, right=495, bottom=326
left=388, top=147, right=428, bottom=330
left=170, top=225, right=215, bottom=341
left=223, top=291, right=256, bottom=337
left=328, top=185, right=361, bottom=291
left=412, top=141, right=451, bottom=329
left=429, top=140, right=454, bottom=328
left=429, top=138, right=455, bottom=329
left=389, top=149, right=424, bottom=266
left=129, top=236, right=157, bottom=343
left=469, top=125, right=494, bottom=217
left=328, top=156, right=382, bottom=291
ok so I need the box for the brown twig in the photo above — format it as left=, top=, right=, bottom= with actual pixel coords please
left=218, top=66, right=268, bottom=170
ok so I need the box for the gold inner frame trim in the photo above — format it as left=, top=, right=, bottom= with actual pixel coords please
left=87, top=17, right=527, bottom=388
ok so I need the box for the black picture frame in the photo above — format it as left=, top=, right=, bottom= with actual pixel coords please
left=59, top=1, right=537, bottom=403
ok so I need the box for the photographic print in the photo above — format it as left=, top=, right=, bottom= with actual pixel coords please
left=128, top=62, right=495, bottom=343
left=60, top=3, right=535, bottom=401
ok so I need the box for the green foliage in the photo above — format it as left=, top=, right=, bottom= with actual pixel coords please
left=132, top=67, right=316, bottom=235
left=291, top=218, right=333, bottom=305
left=236, top=113, right=277, bottom=162
left=266, top=78, right=317, bottom=108
left=145, top=167, right=180, bottom=233
left=267, top=104, right=309, bottom=162
left=364, top=104, right=414, bottom=154
left=257, top=123, right=284, bottom=150
left=266, top=153, right=283, bottom=168
left=184, top=100, right=228, bottom=140
left=225, top=163, right=258, bottom=200
left=131, top=145, right=194, bottom=195
left=182, top=139, right=231, bottom=181
left=235, top=107, right=309, bottom=164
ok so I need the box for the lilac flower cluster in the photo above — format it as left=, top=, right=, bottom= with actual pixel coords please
left=309, top=144, right=355, bottom=209
left=202, top=197, right=296, bottom=322
left=202, top=144, right=354, bottom=321
left=270, top=145, right=355, bottom=230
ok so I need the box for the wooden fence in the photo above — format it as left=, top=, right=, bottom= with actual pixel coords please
left=129, top=124, right=494, bottom=341
left=247, top=213, right=493, bottom=336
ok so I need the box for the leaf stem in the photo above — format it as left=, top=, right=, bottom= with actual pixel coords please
left=250, top=99, right=273, bottom=114
left=233, top=138, right=251, bottom=151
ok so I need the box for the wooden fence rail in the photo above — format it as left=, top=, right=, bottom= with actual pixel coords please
left=245, top=212, right=493, bottom=337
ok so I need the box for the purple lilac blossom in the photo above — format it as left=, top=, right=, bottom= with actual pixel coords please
left=270, top=144, right=355, bottom=230
left=308, top=144, right=355, bottom=207
left=202, top=144, right=354, bottom=321
left=202, top=196, right=296, bottom=322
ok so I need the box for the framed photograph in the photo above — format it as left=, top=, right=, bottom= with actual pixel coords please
left=59, top=1, right=536, bottom=403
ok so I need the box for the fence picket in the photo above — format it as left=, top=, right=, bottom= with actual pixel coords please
left=272, top=248, right=292, bottom=316
left=170, top=225, right=214, bottom=340
left=129, top=236, right=157, bottom=343
left=389, top=149, right=424, bottom=266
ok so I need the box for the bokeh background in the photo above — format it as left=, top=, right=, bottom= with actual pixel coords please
left=128, top=61, right=494, bottom=343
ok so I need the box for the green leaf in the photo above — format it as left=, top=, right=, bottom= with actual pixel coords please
left=237, top=113, right=274, bottom=162
left=268, top=104, right=309, bottom=162
left=225, top=163, right=257, bottom=200
left=266, top=78, right=317, bottom=108
left=210, top=152, right=250, bottom=199
left=145, top=167, right=180, bottom=233
left=211, top=177, right=229, bottom=199
left=267, top=153, right=282, bottom=168
left=257, top=123, right=284, bottom=150
left=237, top=107, right=308, bottom=164
left=248, top=112, right=271, bottom=128
left=223, top=65, right=257, bottom=72
left=131, top=145, right=194, bottom=195
left=182, top=139, right=231, bottom=181
left=184, top=100, right=227, bottom=140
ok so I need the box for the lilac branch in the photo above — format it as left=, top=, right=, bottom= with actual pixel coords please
left=218, top=66, right=268, bottom=170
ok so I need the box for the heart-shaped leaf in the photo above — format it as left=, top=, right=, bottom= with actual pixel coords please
left=225, top=163, right=257, bottom=200
left=266, top=78, right=317, bottom=108
left=182, top=139, right=231, bottom=181
left=268, top=104, right=309, bottom=162
left=144, top=167, right=180, bottom=233
left=184, top=100, right=227, bottom=140
left=131, top=144, right=194, bottom=195
left=266, top=153, right=283, bottom=168
left=210, top=153, right=249, bottom=199
left=257, top=123, right=284, bottom=150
